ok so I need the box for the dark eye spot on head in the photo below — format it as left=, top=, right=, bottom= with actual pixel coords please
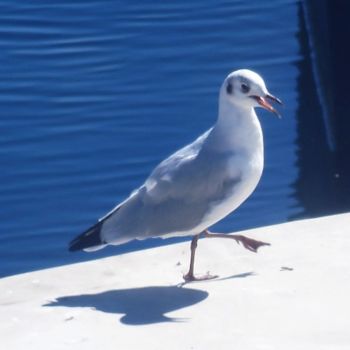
left=241, top=83, right=250, bottom=93
left=226, top=82, right=233, bottom=95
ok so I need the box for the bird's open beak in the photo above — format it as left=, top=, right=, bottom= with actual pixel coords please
left=252, top=94, right=282, bottom=118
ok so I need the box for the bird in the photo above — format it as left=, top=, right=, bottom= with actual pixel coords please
left=69, top=69, right=282, bottom=282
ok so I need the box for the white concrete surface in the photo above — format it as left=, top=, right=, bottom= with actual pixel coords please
left=1, top=213, right=350, bottom=350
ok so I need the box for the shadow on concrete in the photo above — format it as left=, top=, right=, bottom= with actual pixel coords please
left=179, top=271, right=256, bottom=287
left=44, top=285, right=208, bottom=325
left=214, top=271, right=256, bottom=282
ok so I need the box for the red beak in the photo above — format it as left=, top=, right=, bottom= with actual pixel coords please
left=252, top=94, right=282, bottom=118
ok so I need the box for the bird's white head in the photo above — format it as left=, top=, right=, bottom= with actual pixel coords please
left=221, top=69, right=282, bottom=117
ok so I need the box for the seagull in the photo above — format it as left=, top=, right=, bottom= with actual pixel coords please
left=69, top=69, right=282, bottom=281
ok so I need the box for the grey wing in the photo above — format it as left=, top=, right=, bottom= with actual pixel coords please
left=144, top=129, right=231, bottom=197
left=101, top=129, right=240, bottom=243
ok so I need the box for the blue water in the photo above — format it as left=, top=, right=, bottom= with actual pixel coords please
left=0, top=0, right=338, bottom=277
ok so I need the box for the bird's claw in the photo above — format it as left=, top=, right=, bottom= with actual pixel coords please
left=235, top=235, right=270, bottom=253
left=183, top=272, right=218, bottom=282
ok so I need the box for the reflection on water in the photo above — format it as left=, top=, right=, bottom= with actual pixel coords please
left=0, top=0, right=347, bottom=277
left=292, top=3, right=338, bottom=219
left=293, top=2, right=350, bottom=219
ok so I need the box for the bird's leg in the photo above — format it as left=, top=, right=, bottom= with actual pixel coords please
left=182, top=230, right=269, bottom=282
left=183, top=233, right=218, bottom=282
left=202, top=230, right=270, bottom=252
left=183, top=234, right=199, bottom=281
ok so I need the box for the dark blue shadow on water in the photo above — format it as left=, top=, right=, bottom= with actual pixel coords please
left=291, top=2, right=339, bottom=220
left=44, top=286, right=208, bottom=325
left=294, top=1, right=350, bottom=218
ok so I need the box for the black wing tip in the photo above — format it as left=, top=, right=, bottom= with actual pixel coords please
left=68, top=222, right=103, bottom=252
left=68, top=238, right=83, bottom=252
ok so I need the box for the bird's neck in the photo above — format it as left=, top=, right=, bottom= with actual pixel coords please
left=206, top=97, right=264, bottom=153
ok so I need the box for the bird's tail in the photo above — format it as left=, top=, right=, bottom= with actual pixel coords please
left=69, top=221, right=106, bottom=252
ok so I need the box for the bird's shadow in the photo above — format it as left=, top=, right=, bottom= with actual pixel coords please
left=44, top=285, right=208, bottom=325
left=44, top=272, right=255, bottom=326
left=215, top=271, right=256, bottom=282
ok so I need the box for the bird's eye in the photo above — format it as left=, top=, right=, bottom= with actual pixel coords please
left=226, top=82, right=233, bottom=95
left=241, top=83, right=250, bottom=93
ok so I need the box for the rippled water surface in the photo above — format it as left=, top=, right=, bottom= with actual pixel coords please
left=1, top=0, right=335, bottom=277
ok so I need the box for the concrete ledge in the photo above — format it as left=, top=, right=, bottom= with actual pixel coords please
left=1, top=213, right=350, bottom=349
